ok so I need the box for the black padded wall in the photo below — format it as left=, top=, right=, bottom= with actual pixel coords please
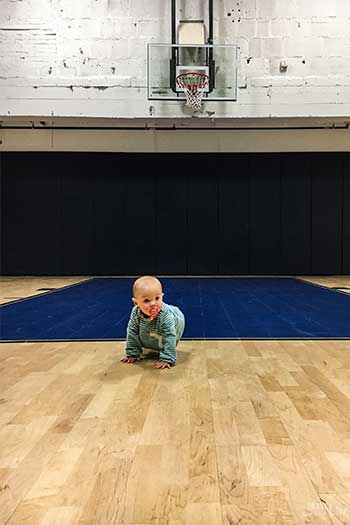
left=61, top=155, right=95, bottom=275
left=343, top=156, right=350, bottom=273
left=187, top=171, right=219, bottom=274
left=250, top=156, right=282, bottom=274
left=92, top=155, right=127, bottom=275
left=281, top=155, right=311, bottom=275
left=1, top=153, right=62, bottom=274
left=218, top=156, right=250, bottom=274
left=311, top=155, right=343, bottom=274
left=0, top=152, right=2, bottom=275
left=1, top=152, right=349, bottom=275
left=156, top=170, right=187, bottom=274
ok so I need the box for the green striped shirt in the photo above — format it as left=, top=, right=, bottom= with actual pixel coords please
left=125, top=303, right=185, bottom=365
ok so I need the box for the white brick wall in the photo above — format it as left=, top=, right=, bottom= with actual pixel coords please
left=1, top=0, right=350, bottom=120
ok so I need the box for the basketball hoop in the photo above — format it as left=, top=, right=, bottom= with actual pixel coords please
left=176, top=71, right=209, bottom=111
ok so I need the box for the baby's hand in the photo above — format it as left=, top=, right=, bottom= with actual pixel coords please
left=121, top=356, right=140, bottom=364
left=154, top=360, right=171, bottom=369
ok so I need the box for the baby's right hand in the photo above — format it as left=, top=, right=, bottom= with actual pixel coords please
left=120, top=356, right=140, bottom=364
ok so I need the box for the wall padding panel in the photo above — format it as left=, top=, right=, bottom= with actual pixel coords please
left=1, top=152, right=348, bottom=276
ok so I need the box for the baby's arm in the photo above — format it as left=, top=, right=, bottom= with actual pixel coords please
left=121, top=308, right=142, bottom=364
left=158, top=314, right=177, bottom=367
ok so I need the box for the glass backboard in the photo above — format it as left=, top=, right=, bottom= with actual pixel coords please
left=147, top=43, right=238, bottom=101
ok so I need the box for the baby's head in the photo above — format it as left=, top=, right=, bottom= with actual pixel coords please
left=132, top=275, right=163, bottom=318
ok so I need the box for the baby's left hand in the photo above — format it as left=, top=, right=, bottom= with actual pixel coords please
left=154, top=360, right=171, bottom=369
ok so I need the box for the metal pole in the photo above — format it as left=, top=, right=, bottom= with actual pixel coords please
left=170, top=0, right=177, bottom=91
left=208, top=0, right=215, bottom=91
left=171, top=0, right=176, bottom=45
left=208, top=0, right=213, bottom=45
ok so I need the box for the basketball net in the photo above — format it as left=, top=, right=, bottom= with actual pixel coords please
left=176, top=72, right=209, bottom=112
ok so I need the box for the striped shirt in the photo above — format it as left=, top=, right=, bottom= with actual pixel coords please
left=125, top=302, right=185, bottom=365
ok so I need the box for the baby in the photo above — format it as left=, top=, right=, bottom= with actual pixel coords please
left=121, top=275, right=185, bottom=369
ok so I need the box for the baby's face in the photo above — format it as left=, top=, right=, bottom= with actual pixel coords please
left=133, top=283, right=163, bottom=318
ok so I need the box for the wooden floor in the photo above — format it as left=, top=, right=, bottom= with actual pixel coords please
left=1, top=276, right=350, bottom=524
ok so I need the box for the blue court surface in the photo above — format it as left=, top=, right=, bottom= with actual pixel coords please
left=1, top=277, right=349, bottom=342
